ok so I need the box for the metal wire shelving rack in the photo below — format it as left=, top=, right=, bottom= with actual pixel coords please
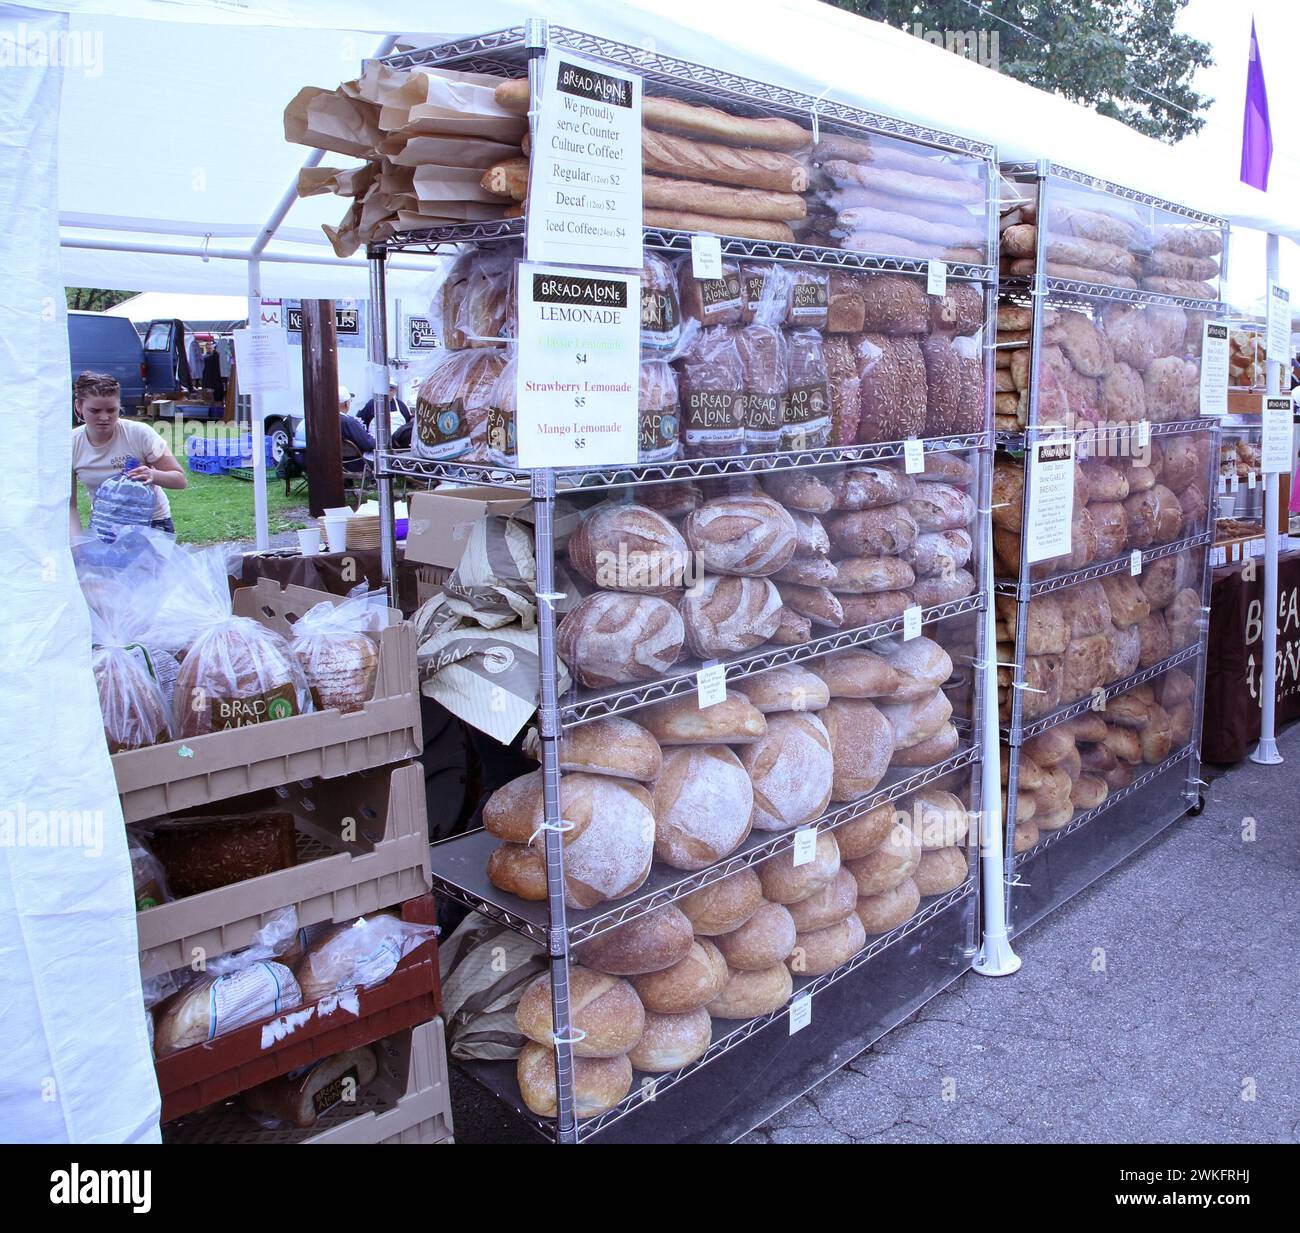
left=366, top=20, right=1003, bottom=1143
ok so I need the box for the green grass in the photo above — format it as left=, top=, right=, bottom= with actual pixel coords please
left=76, top=419, right=310, bottom=546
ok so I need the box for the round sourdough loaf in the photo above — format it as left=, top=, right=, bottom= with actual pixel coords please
left=684, top=496, right=799, bottom=577
left=910, top=570, right=975, bottom=608
left=706, top=962, right=793, bottom=1020
left=838, top=590, right=912, bottom=626
left=1012, top=815, right=1040, bottom=853
left=1100, top=613, right=1138, bottom=679
left=483, top=769, right=545, bottom=843
left=517, top=1042, right=632, bottom=1120
left=757, top=830, right=840, bottom=903
left=877, top=689, right=953, bottom=749
left=556, top=592, right=684, bottom=688
left=835, top=802, right=896, bottom=860
left=573, top=905, right=695, bottom=976
left=822, top=698, right=894, bottom=800
left=786, top=867, right=858, bottom=931
left=828, top=504, right=919, bottom=556
left=740, top=712, right=834, bottom=831
left=640, top=690, right=766, bottom=745
left=558, top=716, right=663, bottom=781
left=714, top=901, right=798, bottom=970
left=486, top=842, right=547, bottom=901
left=628, top=1007, right=712, bottom=1073
left=773, top=555, right=839, bottom=586
left=679, top=868, right=763, bottom=935
left=808, top=647, right=899, bottom=698
left=904, top=529, right=972, bottom=578
left=855, top=877, right=920, bottom=934
left=1070, top=774, right=1109, bottom=810
left=904, top=789, right=970, bottom=849
left=831, top=555, right=916, bottom=594
left=846, top=821, right=921, bottom=895
left=631, top=939, right=729, bottom=1013
left=763, top=469, right=834, bottom=513
left=913, top=846, right=968, bottom=896
left=741, top=664, right=830, bottom=713
left=567, top=502, right=689, bottom=594
left=826, top=465, right=915, bottom=511
left=788, top=509, right=831, bottom=557
left=681, top=575, right=783, bottom=658
left=881, top=636, right=953, bottom=700
left=905, top=483, right=976, bottom=533
left=515, top=967, right=646, bottom=1057
left=787, top=913, right=866, bottom=976
left=654, top=746, right=754, bottom=870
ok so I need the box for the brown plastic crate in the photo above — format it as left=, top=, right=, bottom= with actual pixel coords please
left=113, top=578, right=422, bottom=823
left=135, top=762, right=431, bottom=979
left=163, top=1018, right=453, bottom=1144
left=155, top=895, right=441, bottom=1123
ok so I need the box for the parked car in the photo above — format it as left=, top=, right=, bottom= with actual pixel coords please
left=67, top=310, right=148, bottom=414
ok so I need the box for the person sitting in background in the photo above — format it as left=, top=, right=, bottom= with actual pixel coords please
left=292, top=383, right=375, bottom=473
left=356, top=380, right=411, bottom=433
left=70, top=371, right=187, bottom=537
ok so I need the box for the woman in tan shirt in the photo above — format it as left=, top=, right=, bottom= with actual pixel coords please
left=70, top=372, right=187, bottom=537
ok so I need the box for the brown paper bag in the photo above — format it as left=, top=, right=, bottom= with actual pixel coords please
left=297, top=161, right=380, bottom=199
left=375, top=133, right=519, bottom=169
left=412, top=165, right=503, bottom=204
left=283, top=86, right=382, bottom=159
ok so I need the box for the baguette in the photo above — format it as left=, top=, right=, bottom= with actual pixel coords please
left=812, top=133, right=978, bottom=184
left=836, top=204, right=984, bottom=249
left=822, top=186, right=981, bottom=229
left=644, top=209, right=795, bottom=241
left=494, top=78, right=811, bottom=151
left=480, top=156, right=529, bottom=200
left=643, top=129, right=807, bottom=193
left=643, top=173, right=805, bottom=221
left=821, top=159, right=984, bottom=205
left=839, top=230, right=983, bottom=263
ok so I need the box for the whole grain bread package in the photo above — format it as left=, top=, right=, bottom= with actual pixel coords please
left=485, top=348, right=520, bottom=467
left=438, top=247, right=517, bottom=349
left=412, top=347, right=506, bottom=461
left=641, top=250, right=683, bottom=352
left=639, top=357, right=682, bottom=463
left=288, top=590, right=389, bottom=713
left=783, top=328, right=832, bottom=450
left=676, top=325, right=745, bottom=458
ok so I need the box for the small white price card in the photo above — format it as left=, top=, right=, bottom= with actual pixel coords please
left=1136, top=419, right=1150, bottom=449
left=1230, top=474, right=1240, bottom=493
left=1267, top=283, right=1292, bottom=362
left=1218, top=474, right=1227, bottom=494
left=696, top=663, right=726, bottom=709
left=788, top=993, right=812, bottom=1036
left=926, top=259, right=948, bottom=297
left=792, top=828, right=818, bottom=867
left=1200, top=321, right=1229, bottom=416
left=690, top=234, right=723, bottom=280
left=1261, top=395, right=1294, bottom=473
left=1248, top=470, right=1257, bottom=490
left=1130, top=550, right=1142, bottom=577
left=903, top=604, right=922, bottom=640
left=903, top=438, right=925, bottom=474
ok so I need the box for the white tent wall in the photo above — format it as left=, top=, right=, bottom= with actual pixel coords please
left=0, top=3, right=160, bottom=1143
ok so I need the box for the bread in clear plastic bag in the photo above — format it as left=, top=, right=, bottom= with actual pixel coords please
left=782, top=328, right=832, bottom=449
left=128, top=831, right=171, bottom=910
left=485, top=347, right=519, bottom=467
left=438, top=247, right=516, bottom=349
left=675, top=324, right=745, bottom=458
left=676, top=255, right=743, bottom=326
left=411, top=348, right=505, bottom=461
left=641, top=250, right=682, bottom=352
left=735, top=322, right=786, bottom=454
left=288, top=590, right=388, bottom=713
left=639, top=358, right=681, bottom=463
left=153, top=961, right=302, bottom=1056
left=294, top=912, right=438, bottom=1004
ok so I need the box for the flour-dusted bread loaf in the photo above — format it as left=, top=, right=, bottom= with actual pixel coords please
left=845, top=820, right=921, bottom=896
left=831, top=555, right=916, bottom=595
left=903, top=529, right=973, bottom=578
left=903, top=789, right=970, bottom=849
left=1099, top=303, right=1157, bottom=372
left=558, top=716, right=663, bottom=781
left=880, top=635, right=954, bottom=700
left=776, top=582, right=844, bottom=629
left=679, top=867, right=763, bottom=935
left=906, top=483, right=976, bottom=533
left=773, top=555, right=839, bottom=586
left=1062, top=634, right=1109, bottom=701
left=681, top=575, right=783, bottom=658
left=1166, top=587, right=1202, bottom=649
left=828, top=503, right=920, bottom=556
left=628, top=1007, right=712, bottom=1073
left=855, top=877, right=920, bottom=934
left=1140, top=551, right=1195, bottom=609
left=573, top=905, right=695, bottom=976
left=909, top=570, right=975, bottom=608
left=822, top=698, right=894, bottom=800
left=714, top=901, right=798, bottom=971
left=786, top=867, right=859, bottom=931
left=891, top=721, right=959, bottom=767
left=640, top=690, right=766, bottom=745
left=787, top=913, right=866, bottom=976
left=855, top=335, right=928, bottom=443
left=1123, top=484, right=1183, bottom=547
left=1089, top=501, right=1129, bottom=561
left=913, top=846, right=969, bottom=896
left=1059, top=580, right=1113, bottom=639
left=567, top=503, right=690, bottom=594
left=706, top=962, right=792, bottom=1019
left=740, top=711, right=834, bottom=831
left=557, top=592, right=684, bottom=687
left=1160, top=668, right=1196, bottom=708
left=517, top=1042, right=632, bottom=1120
left=741, top=664, right=830, bottom=713
left=808, top=647, right=899, bottom=698
left=486, top=842, right=547, bottom=900
left=1099, top=360, right=1147, bottom=423
left=685, top=496, right=799, bottom=577
left=758, top=830, right=841, bottom=904
left=483, top=769, right=546, bottom=843
left=516, top=967, right=645, bottom=1057
left=1105, top=622, right=1142, bottom=681
left=1100, top=573, right=1151, bottom=628
left=835, top=801, right=896, bottom=860
left=826, top=465, right=915, bottom=511
left=877, top=688, right=953, bottom=749
left=763, top=468, right=835, bottom=513
left=839, top=590, right=913, bottom=627
left=654, top=745, right=753, bottom=870
left=631, top=939, right=730, bottom=1013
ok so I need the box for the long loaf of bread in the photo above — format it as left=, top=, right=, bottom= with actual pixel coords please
left=642, top=130, right=807, bottom=193
left=494, top=77, right=810, bottom=151
left=643, top=209, right=794, bottom=241
left=812, top=133, right=979, bottom=185
left=823, top=186, right=980, bottom=229
left=821, top=159, right=984, bottom=205
left=836, top=203, right=984, bottom=248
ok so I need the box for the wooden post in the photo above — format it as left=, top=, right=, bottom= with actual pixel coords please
left=300, top=300, right=344, bottom=516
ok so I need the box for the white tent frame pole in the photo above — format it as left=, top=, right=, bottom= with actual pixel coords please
left=247, top=257, right=270, bottom=550
left=60, top=235, right=431, bottom=273
left=1252, top=231, right=1285, bottom=765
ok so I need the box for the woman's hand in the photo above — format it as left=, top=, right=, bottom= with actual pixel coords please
left=127, top=464, right=157, bottom=484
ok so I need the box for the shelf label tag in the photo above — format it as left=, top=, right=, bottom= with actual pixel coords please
left=1248, top=470, right=1257, bottom=490
left=903, top=437, right=925, bottom=474
left=696, top=663, right=727, bottom=709
left=525, top=52, right=643, bottom=270
left=902, top=604, right=922, bottom=640
left=515, top=263, right=640, bottom=468
left=1024, top=437, right=1076, bottom=563
left=1136, top=419, right=1150, bottom=449
left=1267, top=282, right=1292, bottom=362
left=926, top=259, right=948, bottom=297
left=690, top=234, right=723, bottom=280
left=1230, top=474, right=1240, bottom=493
left=1218, top=474, right=1227, bottom=494
left=1130, top=549, right=1142, bottom=577
left=1261, top=396, right=1294, bottom=474
left=792, top=827, right=818, bottom=867
left=1200, top=321, right=1229, bottom=416
left=788, top=993, right=812, bottom=1035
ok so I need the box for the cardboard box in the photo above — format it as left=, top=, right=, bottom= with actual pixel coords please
left=404, top=486, right=529, bottom=569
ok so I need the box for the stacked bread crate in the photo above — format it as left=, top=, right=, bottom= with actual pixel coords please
left=992, top=162, right=1225, bottom=935
left=363, top=23, right=1000, bottom=1142
left=113, top=577, right=450, bottom=1143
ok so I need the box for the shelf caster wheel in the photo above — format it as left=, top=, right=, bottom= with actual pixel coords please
left=1186, top=793, right=1206, bottom=817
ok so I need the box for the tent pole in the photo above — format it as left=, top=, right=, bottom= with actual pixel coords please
left=1251, top=232, right=1284, bottom=764
left=247, top=257, right=270, bottom=551
left=60, top=235, right=430, bottom=274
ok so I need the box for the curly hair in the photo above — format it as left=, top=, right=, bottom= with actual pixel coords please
left=74, top=371, right=121, bottom=402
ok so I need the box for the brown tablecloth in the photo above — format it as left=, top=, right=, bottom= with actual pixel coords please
left=237, top=547, right=447, bottom=616
left=1202, top=547, right=1300, bottom=763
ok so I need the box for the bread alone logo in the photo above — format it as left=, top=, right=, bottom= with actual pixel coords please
left=482, top=645, right=516, bottom=675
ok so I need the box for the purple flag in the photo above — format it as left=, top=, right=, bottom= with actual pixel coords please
left=1241, top=17, right=1272, bottom=191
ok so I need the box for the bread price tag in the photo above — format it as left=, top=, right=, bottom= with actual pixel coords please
left=1218, top=474, right=1227, bottom=494
left=792, top=827, right=818, bottom=867
left=902, top=604, right=922, bottom=640
left=1248, top=470, right=1257, bottom=490
left=1230, top=474, right=1240, bottom=494
left=696, top=663, right=727, bottom=709
left=903, top=438, right=925, bottom=474
left=690, top=234, right=723, bottom=281
left=788, top=993, right=812, bottom=1036
left=1136, top=419, right=1150, bottom=449
left=1130, top=549, right=1142, bottom=577
left=926, top=259, right=948, bottom=297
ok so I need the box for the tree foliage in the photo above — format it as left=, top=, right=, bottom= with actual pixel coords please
left=66, top=287, right=137, bottom=312
left=828, top=0, right=1212, bottom=142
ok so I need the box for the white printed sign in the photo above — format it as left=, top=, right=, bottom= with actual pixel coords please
left=515, top=264, right=640, bottom=468
left=788, top=994, right=812, bottom=1035
left=696, top=664, right=726, bottom=708
left=232, top=327, right=288, bottom=393
left=1267, top=283, right=1292, bottom=363
left=690, top=234, right=723, bottom=280
left=792, top=828, right=818, bottom=867
left=525, top=52, right=643, bottom=270
left=1024, top=438, right=1076, bottom=563
left=926, top=260, right=948, bottom=297
left=903, top=438, right=925, bottom=474
left=1261, top=396, right=1294, bottom=474
left=1199, top=321, right=1229, bottom=415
